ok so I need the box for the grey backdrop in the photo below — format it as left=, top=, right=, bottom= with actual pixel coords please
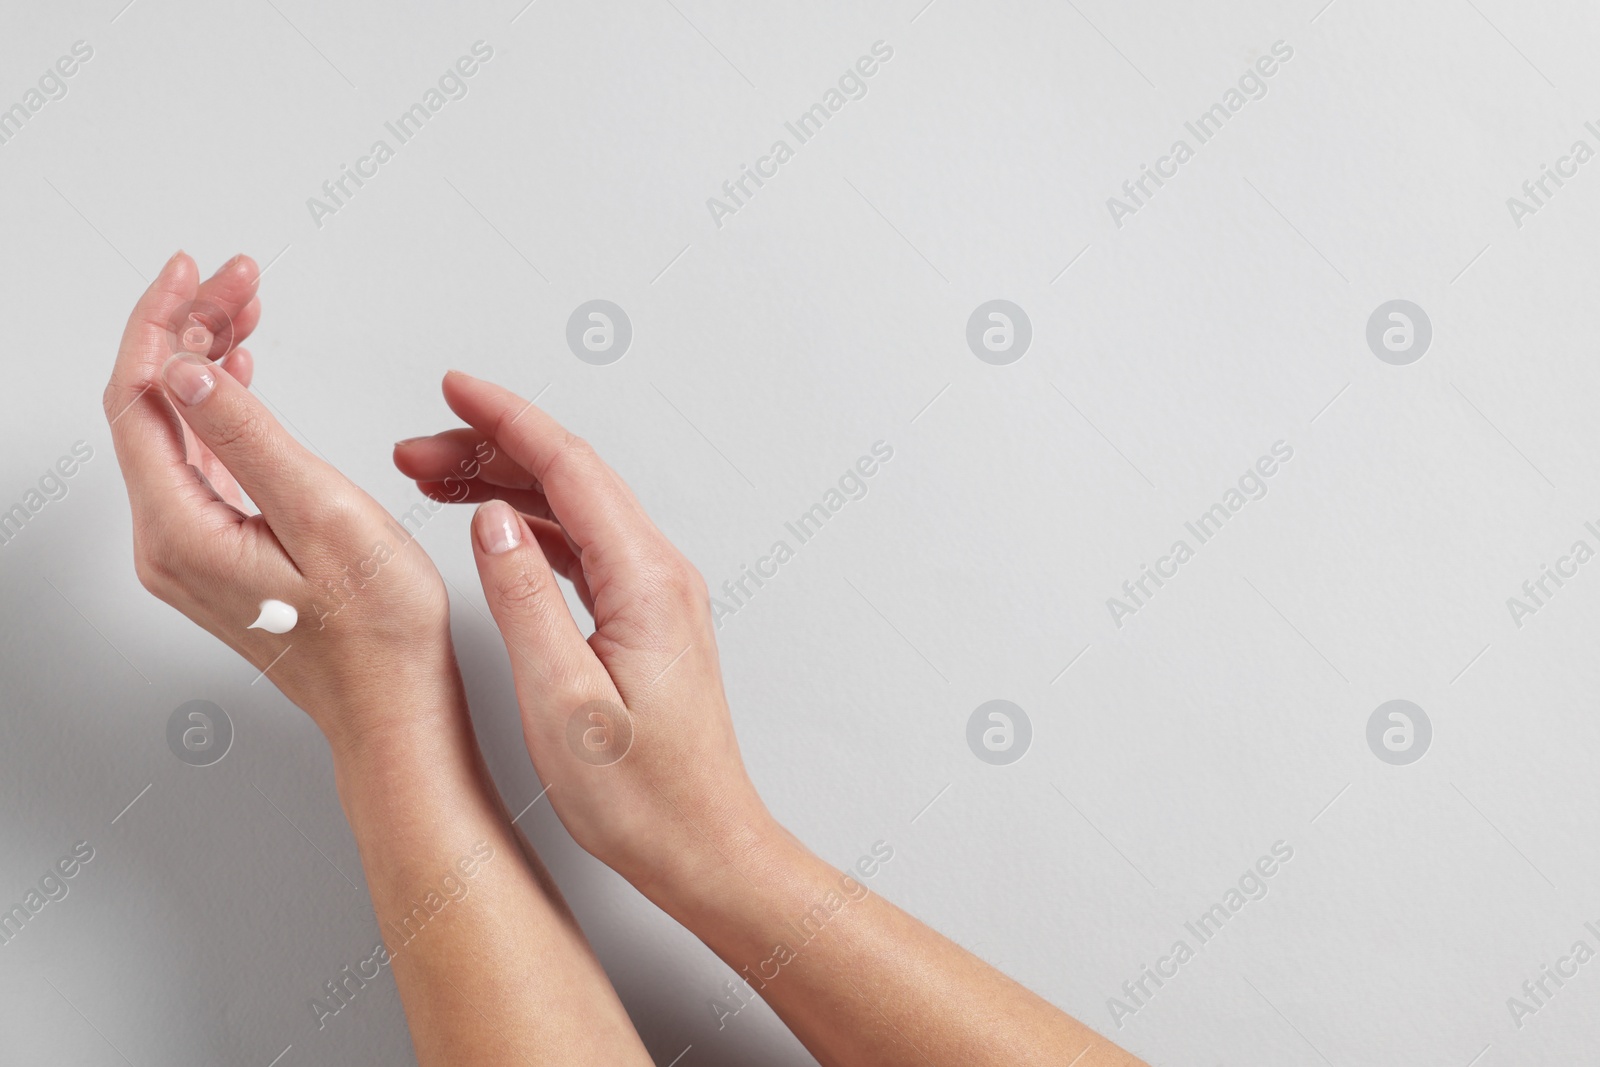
left=2, top=0, right=1597, bottom=1064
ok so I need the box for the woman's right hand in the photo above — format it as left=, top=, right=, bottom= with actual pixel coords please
left=394, top=371, right=775, bottom=890
left=400, top=372, right=1142, bottom=1067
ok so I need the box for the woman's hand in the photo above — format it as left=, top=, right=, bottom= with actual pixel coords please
left=104, top=252, right=453, bottom=747
left=399, top=372, right=1145, bottom=1067
left=105, top=254, right=661, bottom=1066
left=394, top=370, right=771, bottom=890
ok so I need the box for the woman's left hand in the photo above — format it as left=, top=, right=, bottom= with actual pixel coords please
left=103, top=252, right=455, bottom=747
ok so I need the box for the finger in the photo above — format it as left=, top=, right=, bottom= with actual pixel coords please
left=217, top=346, right=254, bottom=389
left=409, top=478, right=586, bottom=603
left=184, top=458, right=245, bottom=518
left=158, top=349, right=338, bottom=538
left=190, top=433, right=244, bottom=509
left=413, top=479, right=584, bottom=599
left=438, top=371, right=668, bottom=587
left=188, top=255, right=261, bottom=357
left=438, top=372, right=713, bottom=702
left=104, top=252, right=220, bottom=508
left=394, top=429, right=540, bottom=490
left=181, top=348, right=253, bottom=509
left=415, top=478, right=554, bottom=521
left=526, top=516, right=593, bottom=612
left=471, top=500, right=615, bottom=709
left=222, top=296, right=262, bottom=358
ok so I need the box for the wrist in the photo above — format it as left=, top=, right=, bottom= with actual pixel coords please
left=313, top=654, right=469, bottom=766
left=318, top=668, right=498, bottom=870
left=633, top=811, right=825, bottom=928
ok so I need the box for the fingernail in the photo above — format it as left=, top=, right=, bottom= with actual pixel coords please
left=164, top=249, right=185, bottom=270
left=162, top=353, right=215, bottom=407
left=476, top=500, right=521, bottom=555
left=394, top=436, right=428, bottom=449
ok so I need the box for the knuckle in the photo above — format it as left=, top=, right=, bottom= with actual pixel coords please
left=299, top=488, right=365, bottom=532
left=207, top=405, right=264, bottom=454
left=536, top=431, right=593, bottom=487
left=100, top=381, right=122, bottom=422
left=640, top=549, right=703, bottom=605
left=668, top=553, right=707, bottom=600
left=682, top=554, right=710, bottom=600
left=494, top=565, right=556, bottom=616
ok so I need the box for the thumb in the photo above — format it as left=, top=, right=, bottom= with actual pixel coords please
left=159, top=350, right=332, bottom=532
left=471, top=500, right=616, bottom=722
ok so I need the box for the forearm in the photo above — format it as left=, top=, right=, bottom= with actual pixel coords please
left=643, top=821, right=1144, bottom=1067
left=104, top=263, right=651, bottom=1064
left=324, top=668, right=650, bottom=1066
left=394, top=376, right=1142, bottom=1063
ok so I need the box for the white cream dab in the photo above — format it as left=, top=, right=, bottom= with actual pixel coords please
left=249, top=599, right=298, bottom=634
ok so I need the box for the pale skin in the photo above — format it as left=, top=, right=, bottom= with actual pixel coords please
left=106, top=251, right=1147, bottom=1066
left=106, top=252, right=652, bottom=1065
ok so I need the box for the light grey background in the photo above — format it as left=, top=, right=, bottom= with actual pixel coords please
left=1, top=0, right=1596, bottom=1064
